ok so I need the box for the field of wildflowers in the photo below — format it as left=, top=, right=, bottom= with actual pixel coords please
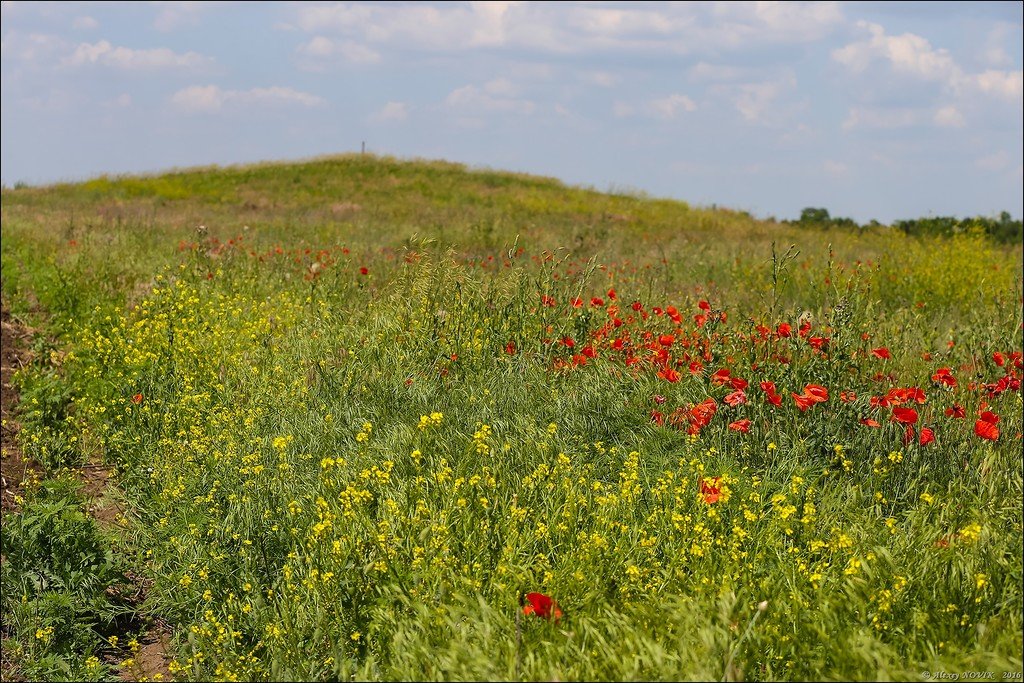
left=1, top=155, right=1021, bottom=681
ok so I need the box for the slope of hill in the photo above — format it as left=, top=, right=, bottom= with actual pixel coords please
left=1, top=155, right=1021, bottom=681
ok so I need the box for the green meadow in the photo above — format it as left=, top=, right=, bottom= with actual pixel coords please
left=1, top=155, right=1021, bottom=681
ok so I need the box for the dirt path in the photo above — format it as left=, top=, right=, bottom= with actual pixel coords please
left=1, top=306, right=39, bottom=513
left=1, top=302, right=173, bottom=682
left=0, top=305, right=34, bottom=683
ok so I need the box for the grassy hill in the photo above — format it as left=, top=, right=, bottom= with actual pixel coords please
left=1, top=155, right=1022, bottom=681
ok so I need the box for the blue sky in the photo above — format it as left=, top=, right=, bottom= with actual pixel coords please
left=1, top=1, right=1021, bottom=223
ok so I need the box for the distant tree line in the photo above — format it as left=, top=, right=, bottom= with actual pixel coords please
left=790, top=207, right=1022, bottom=244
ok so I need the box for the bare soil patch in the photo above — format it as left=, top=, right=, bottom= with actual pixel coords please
left=1, top=302, right=172, bottom=681
left=1, top=305, right=38, bottom=514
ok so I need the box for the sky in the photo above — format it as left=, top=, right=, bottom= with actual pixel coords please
left=1, top=1, right=1021, bottom=224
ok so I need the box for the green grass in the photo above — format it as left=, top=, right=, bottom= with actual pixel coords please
left=1, top=154, right=1022, bottom=681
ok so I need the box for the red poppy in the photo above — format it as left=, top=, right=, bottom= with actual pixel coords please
left=571, top=297, right=583, bottom=308
left=803, top=384, right=829, bottom=404
left=886, top=387, right=927, bottom=405
left=983, top=376, right=1014, bottom=398
left=840, top=390, right=857, bottom=403
left=505, top=341, right=517, bottom=355
left=871, top=347, right=892, bottom=360
left=993, top=351, right=1006, bottom=367
left=700, top=477, right=722, bottom=504
left=792, top=393, right=814, bottom=412
left=359, top=267, right=369, bottom=275
left=724, top=390, right=747, bottom=407
left=132, top=393, right=144, bottom=405
left=561, top=336, right=575, bottom=348
left=522, top=592, right=563, bottom=621
left=808, top=336, right=829, bottom=350
left=891, top=407, right=918, bottom=425
left=590, top=297, right=605, bottom=307
left=581, top=345, right=597, bottom=359
left=607, top=288, right=617, bottom=300
left=650, top=409, right=665, bottom=426
left=978, top=411, right=999, bottom=425
left=728, top=419, right=751, bottom=433
left=711, top=368, right=732, bottom=386
left=944, top=404, right=966, bottom=419
left=859, top=417, right=881, bottom=428
left=776, top=323, right=792, bottom=338
left=659, top=334, right=675, bottom=348
left=698, top=300, right=711, bottom=311
left=631, top=301, right=643, bottom=311
left=931, top=368, right=957, bottom=388
left=919, top=427, right=935, bottom=446
left=541, top=294, right=556, bottom=307
left=730, top=377, right=749, bottom=391
left=653, top=394, right=667, bottom=405
left=903, top=425, right=916, bottom=445
left=974, top=420, right=1000, bottom=441
left=686, top=398, right=718, bottom=434
left=657, top=366, right=681, bottom=383
left=760, top=381, right=777, bottom=395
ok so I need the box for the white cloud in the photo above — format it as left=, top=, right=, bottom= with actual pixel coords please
left=296, top=36, right=381, bottom=66
left=614, top=94, right=696, bottom=120
left=832, top=21, right=956, bottom=81
left=842, top=106, right=921, bottom=131
left=14, top=88, right=75, bottom=112
left=972, top=69, right=1023, bottom=101
left=72, top=16, right=99, bottom=30
left=648, top=94, right=697, bottom=120
left=291, top=2, right=843, bottom=56
left=975, top=150, right=1010, bottom=171
left=713, top=1, right=844, bottom=44
left=979, top=23, right=1013, bottom=68
left=152, top=1, right=209, bottom=32
left=708, top=72, right=797, bottom=125
left=833, top=21, right=1023, bottom=102
left=733, top=81, right=785, bottom=123
left=445, top=83, right=536, bottom=115
left=822, top=160, right=848, bottom=177
left=482, top=77, right=518, bottom=97
left=64, top=40, right=210, bottom=69
left=171, top=85, right=325, bottom=113
left=612, top=101, right=634, bottom=118
left=687, top=61, right=744, bottom=83
left=1, top=31, right=67, bottom=63
left=114, top=93, right=132, bottom=107
left=371, top=101, right=409, bottom=123
left=584, top=70, right=619, bottom=87
left=777, top=122, right=816, bottom=146
left=933, top=105, right=965, bottom=128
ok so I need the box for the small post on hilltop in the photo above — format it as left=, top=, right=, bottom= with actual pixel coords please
left=361, top=141, right=365, bottom=155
